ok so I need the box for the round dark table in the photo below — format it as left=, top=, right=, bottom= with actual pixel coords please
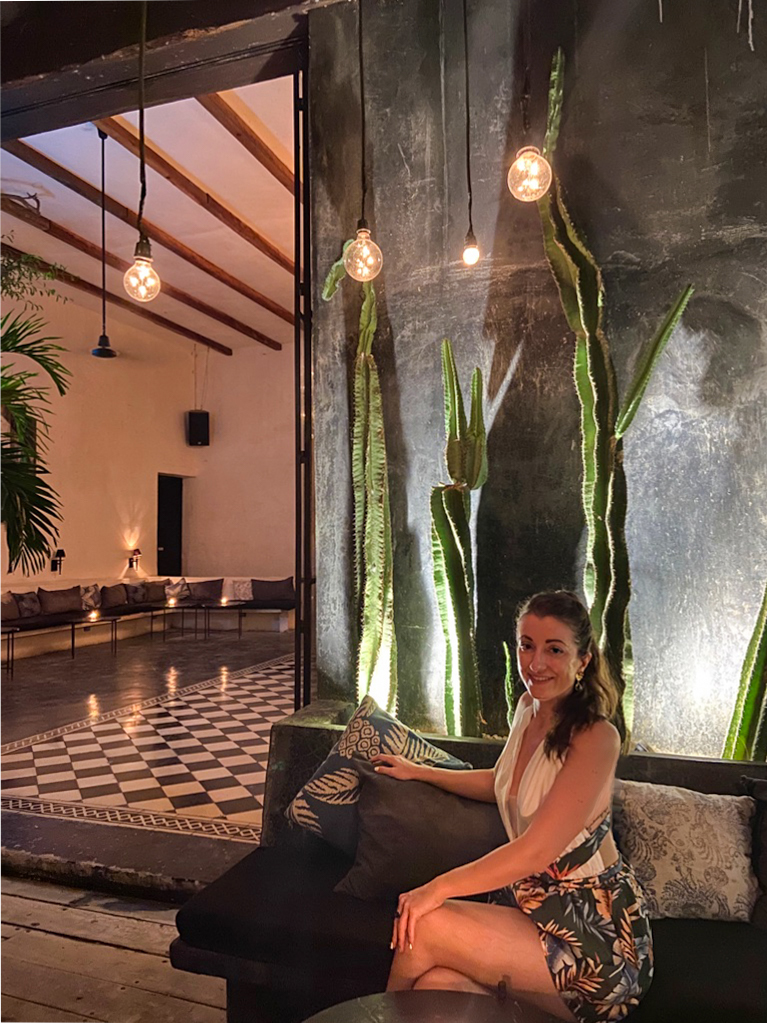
left=302, top=990, right=563, bottom=1023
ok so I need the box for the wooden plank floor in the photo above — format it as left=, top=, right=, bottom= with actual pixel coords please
left=1, top=877, right=225, bottom=1023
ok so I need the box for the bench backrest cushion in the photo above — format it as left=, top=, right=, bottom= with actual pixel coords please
left=144, top=579, right=170, bottom=602
left=101, top=583, right=128, bottom=609
left=1, top=591, right=20, bottom=620
left=80, top=584, right=102, bottom=610
left=250, top=577, right=295, bottom=608
left=11, top=590, right=42, bottom=617
left=126, top=583, right=147, bottom=604
left=38, top=585, right=82, bottom=615
left=189, top=578, right=224, bottom=600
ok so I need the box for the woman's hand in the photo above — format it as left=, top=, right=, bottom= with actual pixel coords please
left=391, top=880, right=445, bottom=953
left=370, top=754, right=422, bottom=781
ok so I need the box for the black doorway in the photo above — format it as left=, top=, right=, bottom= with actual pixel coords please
left=157, top=474, right=183, bottom=576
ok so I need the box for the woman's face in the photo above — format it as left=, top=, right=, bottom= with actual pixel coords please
left=516, top=613, right=591, bottom=706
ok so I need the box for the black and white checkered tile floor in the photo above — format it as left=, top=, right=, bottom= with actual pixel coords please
left=1, top=655, right=293, bottom=842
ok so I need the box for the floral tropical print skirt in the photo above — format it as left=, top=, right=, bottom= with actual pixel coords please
left=488, top=814, right=653, bottom=1022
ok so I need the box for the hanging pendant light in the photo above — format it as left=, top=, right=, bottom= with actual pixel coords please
left=124, top=0, right=161, bottom=302
left=508, top=0, right=552, bottom=203
left=344, top=0, right=383, bottom=282
left=92, top=128, right=117, bottom=359
left=461, top=0, right=480, bottom=265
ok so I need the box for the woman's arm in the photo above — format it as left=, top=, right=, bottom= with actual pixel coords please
left=391, top=720, right=620, bottom=951
left=370, top=756, right=497, bottom=802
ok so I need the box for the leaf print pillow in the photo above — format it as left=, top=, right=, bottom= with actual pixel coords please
left=285, top=695, right=472, bottom=856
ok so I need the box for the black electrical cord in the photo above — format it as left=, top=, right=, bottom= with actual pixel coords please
left=99, top=128, right=107, bottom=334
left=358, top=0, right=367, bottom=225
left=462, top=0, right=473, bottom=236
left=520, top=0, right=532, bottom=136
left=136, top=0, right=148, bottom=238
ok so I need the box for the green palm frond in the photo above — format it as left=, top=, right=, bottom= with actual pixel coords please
left=1, top=312, right=70, bottom=396
left=1, top=440, right=63, bottom=574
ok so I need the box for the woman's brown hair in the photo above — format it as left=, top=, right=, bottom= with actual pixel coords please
left=516, top=590, right=619, bottom=759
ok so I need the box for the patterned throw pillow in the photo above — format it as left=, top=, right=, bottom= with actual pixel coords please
left=285, top=696, right=472, bottom=857
left=165, top=578, right=191, bottom=601
left=232, top=579, right=253, bottom=601
left=613, top=779, right=759, bottom=922
left=12, top=591, right=41, bottom=617
left=80, top=584, right=102, bottom=611
left=2, top=591, right=20, bottom=621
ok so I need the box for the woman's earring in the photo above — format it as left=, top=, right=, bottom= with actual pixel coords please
left=574, top=670, right=585, bottom=692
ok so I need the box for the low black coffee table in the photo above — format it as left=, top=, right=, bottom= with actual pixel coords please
left=303, top=990, right=563, bottom=1023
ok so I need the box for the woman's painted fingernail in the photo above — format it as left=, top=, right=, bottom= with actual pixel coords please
left=389, top=942, right=394, bottom=949
left=409, top=942, right=413, bottom=950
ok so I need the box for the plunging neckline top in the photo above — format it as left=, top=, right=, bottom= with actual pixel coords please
left=493, top=698, right=610, bottom=879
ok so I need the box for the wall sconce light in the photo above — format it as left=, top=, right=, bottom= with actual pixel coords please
left=51, top=549, right=66, bottom=574
left=128, top=548, right=142, bottom=570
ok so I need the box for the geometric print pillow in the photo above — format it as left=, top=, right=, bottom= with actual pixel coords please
left=613, top=779, right=759, bottom=922
left=80, top=583, right=102, bottom=610
left=285, top=695, right=472, bottom=858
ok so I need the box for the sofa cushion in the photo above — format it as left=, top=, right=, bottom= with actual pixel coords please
left=2, top=591, right=20, bottom=621
left=285, top=696, right=472, bottom=858
left=336, top=758, right=508, bottom=900
left=125, top=582, right=147, bottom=604
left=12, top=591, right=41, bottom=617
left=613, top=779, right=758, bottom=922
left=80, top=584, right=101, bottom=611
left=144, top=579, right=170, bottom=602
left=38, top=585, right=82, bottom=615
left=628, top=918, right=767, bottom=1022
left=189, top=578, right=224, bottom=600
left=742, top=775, right=767, bottom=929
left=166, top=578, right=191, bottom=601
left=13, top=612, right=85, bottom=631
left=232, top=579, right=253, bottom=601
left=249, top=577, right=295, bottom=609
left=101, top=584, right=128, bottom=609
left=176, top=844, right=394, bottom=992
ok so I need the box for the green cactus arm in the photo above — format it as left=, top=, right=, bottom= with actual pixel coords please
left=537, top=193, right=583, bottom=337
left=352, top=354, right=369, bottom=606
left=322, top=240, right=353, bottom=301
left=465, top=367, right=488, bottom=490
left=503, top=640, right=516, bottom=727
left=431, top=491, right=457, bottom=734
left=542, top=48, right=565, bottom=161
left=356, top=355, right=396, bottom=708
left=358, top=282, right=378, bottom=357
left=602, top=440, right=631, bottom=739
left=442, top=339, right=468, bottom=483
left=723, top=580, right=767, bottom=760
left=614, top=285, right=695, bottom=440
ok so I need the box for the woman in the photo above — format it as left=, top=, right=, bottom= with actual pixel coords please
left=370, top=590, right=652, bottom=1022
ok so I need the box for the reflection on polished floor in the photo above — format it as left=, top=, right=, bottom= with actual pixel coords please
left=1, top=632, right=295, bottom=844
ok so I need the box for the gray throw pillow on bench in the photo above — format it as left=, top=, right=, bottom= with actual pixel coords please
left=251, top=577, right=295, bottom=604
left=2, top=591, right=20, bottom=620
left=125, top=583, right=146, bottom=604
left=38, top=585, right=82, bottom=615
left=101, top=584, right=128, bottom=609
left=12, top=591, right=42, bottom=617
left=189, top=578, right=224, bottom=600
left=336, top=758, right=509, bottom=901
left=144, top=579, right=170, bottom=602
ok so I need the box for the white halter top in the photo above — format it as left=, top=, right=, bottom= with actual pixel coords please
left=493, top=698, right=609, bottom=879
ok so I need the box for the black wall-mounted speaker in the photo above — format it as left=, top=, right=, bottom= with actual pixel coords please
left=187, top=410, right=210, bottom=446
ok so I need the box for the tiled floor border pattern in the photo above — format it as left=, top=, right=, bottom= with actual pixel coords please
left=1, top=655, right=294, bottom=843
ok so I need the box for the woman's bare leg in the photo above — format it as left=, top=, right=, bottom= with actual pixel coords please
left=387, top=899, right=574, bottom=1021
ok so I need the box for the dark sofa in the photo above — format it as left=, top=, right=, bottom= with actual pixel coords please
left=172, top=713, right=767, bottom=1023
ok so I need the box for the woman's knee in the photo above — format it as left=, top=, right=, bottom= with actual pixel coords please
left=413, top=967, right=483, bottom=992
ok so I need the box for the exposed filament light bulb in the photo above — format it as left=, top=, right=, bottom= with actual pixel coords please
left=462, top=228, right=480, bottom=266
left=124, top=235, right=161, bottom=302
left=507, top=145, right=552, bottom=202
left=343, top=221, right=383, bottom=281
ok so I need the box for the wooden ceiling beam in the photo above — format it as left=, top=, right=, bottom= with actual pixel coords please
left=1, top=197, right=282, bottom=352
left=1, top=242, right=233, bottom=356
left=93, top=116, right=294, bottom=274
left=196, top=92, right=298, bottom=200
left=1, top=139, right=294, bottom=326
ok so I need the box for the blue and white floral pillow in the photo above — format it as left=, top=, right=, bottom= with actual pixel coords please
left=286, top=695, right=472, bottom=857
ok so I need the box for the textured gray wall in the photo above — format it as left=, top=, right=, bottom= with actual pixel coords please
left=309, top=0, right=767, bottom=756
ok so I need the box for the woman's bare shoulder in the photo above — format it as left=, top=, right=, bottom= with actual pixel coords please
left=570, top=718, right=621, bottom=758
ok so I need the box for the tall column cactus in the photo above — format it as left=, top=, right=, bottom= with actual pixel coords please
left=723, top=580, right=767, bottom=761
left=431, top=340, right=487, bottom=737
left=537, top=51, right=694, bottom=734
left=324, top=249, right=397, bottom=711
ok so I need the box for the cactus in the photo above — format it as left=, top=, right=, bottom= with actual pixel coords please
left=323, top=249, right=397, bottom=712
left=537, top=51, right=694, bottom=736
left=723, top=581, right=767, bottom=761
left=431, top=339, right=487, bottom=736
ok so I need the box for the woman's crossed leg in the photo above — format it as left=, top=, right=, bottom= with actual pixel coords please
left=387, top=898, right=575, bottom=1021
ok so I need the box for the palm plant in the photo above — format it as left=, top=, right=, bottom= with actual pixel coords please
left=722, top=581, right=767, bottom=761
left=1, top=248, right=71, bottom=574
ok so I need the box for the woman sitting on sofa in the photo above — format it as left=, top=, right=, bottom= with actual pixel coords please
left=371, top=590, right=653, bottom=1023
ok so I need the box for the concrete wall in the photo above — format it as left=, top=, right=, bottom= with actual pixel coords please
left=308, top=0, right=767, bottom=757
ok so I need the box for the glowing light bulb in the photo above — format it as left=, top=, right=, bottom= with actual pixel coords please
left=123, top=236, right=161, bottom=302
left=343, top=224, right=383, bottom=281
left=462, top=229, right=480, bottom=266
left=507, top=145, right=552, bottom=202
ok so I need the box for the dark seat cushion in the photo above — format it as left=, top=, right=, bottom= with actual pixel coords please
left=629, top=918, right=767, bottom=1022
left=13, top=612, right=86, bottom=631
left=189, top=579, right=224, bottom=600
left=98, top=603, right=163, bottom=617
left=176, top=844, right=394, bottom=989
left=37, top=585, right=82, bottom=615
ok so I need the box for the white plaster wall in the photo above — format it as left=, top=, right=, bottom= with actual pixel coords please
left=2, top=289, right=200, bottom=589
left=183, top=343, right=295, bottom=580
